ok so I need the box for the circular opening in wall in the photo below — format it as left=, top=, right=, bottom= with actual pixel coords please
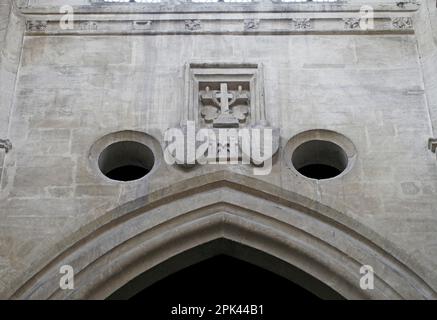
left=292, top=140, right=348, bottom=180
left=98, top=141, right=155, bottom=182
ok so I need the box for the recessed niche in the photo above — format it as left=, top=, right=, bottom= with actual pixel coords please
left=291, top=140, right=348, bottom=180
left=98, top=141, right=155, bottom=182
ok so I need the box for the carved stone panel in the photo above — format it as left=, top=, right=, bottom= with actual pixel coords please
left=185, top=19, right=201, bottom=31
left=199, top=82, right=250, bottom=128
left=244, top=19, right=260, bottom=30
left=343, top=18, right=360, bottom=30
left=184, top=62, right=266, bottom=128
left=26, top=20, right=47, bottom=32
left=79, top=21, right=98, bottom=31
left=293, top=18, right=312, bottom=30
left=166, top=62, right=280, bottom=167
left=392, top=17, right=413, bottom=29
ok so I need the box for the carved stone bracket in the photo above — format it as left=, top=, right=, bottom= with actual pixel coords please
left=0, top=139, right=12, bottom=153
left=429, top=138, right=437, bottom=157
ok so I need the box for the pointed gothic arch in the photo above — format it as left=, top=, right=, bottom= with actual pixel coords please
left=108, top=238, right=344, bottom=300
left=10, top=172, right=437, bottom=300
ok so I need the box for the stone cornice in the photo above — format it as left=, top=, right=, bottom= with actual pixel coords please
left=19, top=1, right=420, bottom=14
left=23, top=15, right=415, bottom=36
left=19, top=1, right=418, bottom=35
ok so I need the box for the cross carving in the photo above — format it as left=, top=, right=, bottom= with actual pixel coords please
left=199, top=82, right=250, bottom=128
left=216, top=83, right=233, bottom=114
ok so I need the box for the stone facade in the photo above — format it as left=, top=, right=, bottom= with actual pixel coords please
left=0, top=0, right=437, bottom=299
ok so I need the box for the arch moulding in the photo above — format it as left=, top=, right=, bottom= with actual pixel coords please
left=9, top=171, right=437, bottom=300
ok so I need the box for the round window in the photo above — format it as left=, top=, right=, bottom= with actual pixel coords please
left=98, top=141, right=155, bottom=182
left=291, top=140, right=348, bottom=180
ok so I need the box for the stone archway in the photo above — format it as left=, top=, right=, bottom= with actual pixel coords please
left=10, top=172, right=437, bottom=300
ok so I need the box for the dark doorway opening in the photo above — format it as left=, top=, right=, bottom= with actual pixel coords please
left=131, top=255, right=319, bottom=301
left=109, top=240, right=343, bottom=301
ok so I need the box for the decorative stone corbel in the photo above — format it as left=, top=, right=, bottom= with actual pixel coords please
left=429, top=138, right=437, bottom=156
left=0, top=139, right=12, bottom=153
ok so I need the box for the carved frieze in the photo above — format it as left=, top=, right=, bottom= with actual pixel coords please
left=392, top=17, right=413, bottom=29
left=24, top=16, right=415, bottom=35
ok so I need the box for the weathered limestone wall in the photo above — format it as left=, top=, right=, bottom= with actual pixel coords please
left=0, top=1, right=11, bottom=52
left=415, top=0, right=437, bottom=135
left=0, top=0, right=436, bottom=298
left=0, top=0, right=12, bottom=179
left=0, top=1, right=24, bottom=188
